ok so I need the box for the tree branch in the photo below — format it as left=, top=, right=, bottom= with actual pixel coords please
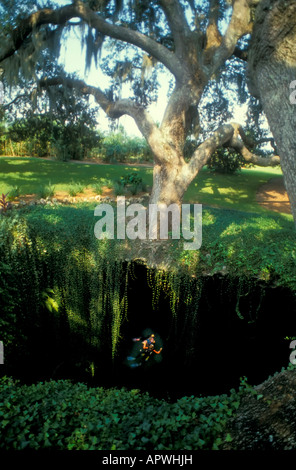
left=205, top=0, right=254, bottom=75
left=204, top=0, right=222, bottom=51
left=180, top=121, right=280, bottom=184
left=0, top=1, right=184, bottom=82
left=160, top=82, right=203, bottom=152
left=2, top=93, right=30, bottom=110
left=158, top=0, right=191, bottom=56
left=38, top=76, right=171, bottom=161
left=229, top=123, right=280, bottom=166
left=0, top=5, right=77, bottom=62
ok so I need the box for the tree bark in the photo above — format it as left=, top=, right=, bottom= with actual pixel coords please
left=248, top=0, right=296, bottom=226
left=150, top=162, right=186, bottom=207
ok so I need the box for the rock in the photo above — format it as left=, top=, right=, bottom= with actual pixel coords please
left=39, top=199, right=46, bottom=205
left=52, top=198, right=58, bottom=204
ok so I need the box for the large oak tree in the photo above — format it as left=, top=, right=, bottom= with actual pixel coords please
left=248, top=0, right=296, bottom=226
left=0, top=0, right=283, bottom=211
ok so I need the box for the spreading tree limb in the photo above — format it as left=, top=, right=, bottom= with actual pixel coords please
left=182, top=121, right=280, bottom=185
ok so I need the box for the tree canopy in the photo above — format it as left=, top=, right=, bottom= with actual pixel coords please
left=0, top=0, right=284, bottom=209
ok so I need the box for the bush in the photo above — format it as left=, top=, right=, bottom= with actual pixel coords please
left=117, top=172, right=146, bottom=195
left=92, top=181, right=103, bottom=195
left=0, top=376, right=256, bottom=450
left=100, top=132, right=152, bottom=163
left=207, top=148, right=244, bottom=174
left=68, top=181, right=86, bottom=197
left=6, top=186, right=21, bottom=202
left=113, top=181, right=127, bottom=196
left=3, top=113, right=102, bottom=161
left=36, top=182, right=55, bottom=199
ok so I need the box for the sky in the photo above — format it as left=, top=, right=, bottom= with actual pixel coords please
left=59, top=28, right=171, bottom=137
left=59, top=40, right=170, bottom=137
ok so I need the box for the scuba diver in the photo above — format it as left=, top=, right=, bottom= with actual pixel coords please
left=127, top=333, right=163, bottom=368
left=138, top=334, right=163, bottom=361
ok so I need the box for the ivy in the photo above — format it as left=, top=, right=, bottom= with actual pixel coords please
left=0, top=375, right=258, bottom=450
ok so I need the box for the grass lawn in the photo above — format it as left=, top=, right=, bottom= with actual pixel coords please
left=0, top=156, right=290, bottom=217
left=0, top=156, right=153, bottom=196
left=184, top=165, right=284, bottom=212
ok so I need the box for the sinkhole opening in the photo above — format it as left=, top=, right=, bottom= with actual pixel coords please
left=3, top=261, right=296, bottom=401
left=109, top=262, right=296, bottom=399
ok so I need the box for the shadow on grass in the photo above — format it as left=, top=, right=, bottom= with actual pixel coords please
left=0, top=157, right=153, bottom=195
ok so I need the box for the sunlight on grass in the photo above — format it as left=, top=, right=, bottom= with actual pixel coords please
left=0, top=157, right=153, bottom=196
left=183, top=165, right=285, bottom=213
left=0, top=157, right=288, bottom=216
left=5, top=160, right=31, bottom=165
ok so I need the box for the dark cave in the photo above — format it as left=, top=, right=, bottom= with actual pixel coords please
left=109, top=263, right=296, bottom=399
left=3, top=261, right=296, bottom=400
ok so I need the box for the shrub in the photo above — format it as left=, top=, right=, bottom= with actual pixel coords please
left=92, top=178, right=114, bottom=195
left=0, top=376, right=257, bottom=450
left=207, top=148, right=244, bottom=174
left=118, top=173, right=146, bottom=195
left=100, top=131, right=152, bottom=163
left=36, top=182, right=55, bottom=199
left=68, top=181, right=86, bottom=197
left=7, top=186, right=21, bottom=202
left=100, top=178, right=113, bottom=189
left=0, top=193, right=9, bottom=212
left=113, top=181, right=127, bottom=196
left=92, top=182, right=103, bottom=195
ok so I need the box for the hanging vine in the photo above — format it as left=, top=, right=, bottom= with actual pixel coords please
left=2, top=204, right=289, bottom=373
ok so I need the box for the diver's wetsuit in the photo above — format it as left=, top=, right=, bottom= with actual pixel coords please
left=127, top=335, right=162, bottom=367
left=141, top=336, right=162, bottom=360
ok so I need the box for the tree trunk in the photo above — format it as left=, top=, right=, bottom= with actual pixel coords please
left=147, top=160, right=190, bottom=238
left=149, top=162, right=187, bottom=208
left=248, top=0, right=296, bottom=226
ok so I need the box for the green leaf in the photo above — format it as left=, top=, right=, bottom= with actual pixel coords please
left=141, top=436, right=150, bottom=444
